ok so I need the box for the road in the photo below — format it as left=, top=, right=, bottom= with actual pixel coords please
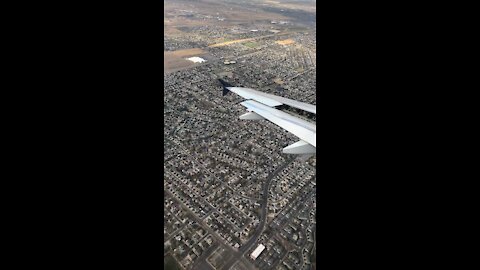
left=167, top=154, right=298, bottom=270
left=221, top=157, right=296, bottom=270
left=166, top=190, right=236, bottom=270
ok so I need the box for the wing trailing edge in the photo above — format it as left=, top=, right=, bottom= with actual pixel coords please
left=240, top=100, right=316, bottom=149
left=227, top=86, right=316, bottom=114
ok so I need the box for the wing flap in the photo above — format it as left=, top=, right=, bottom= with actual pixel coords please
left=228, top=87, right=316, bottom=114
left=228, top=87, right=283, bottom=107
left=240, top=100, right=316, bottom=148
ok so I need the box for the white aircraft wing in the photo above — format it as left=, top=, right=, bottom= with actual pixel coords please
left=219, top=79, right=316, bottom=155
left=240, top=100, right=316, bottom=154
left=227, top=87, right=316, bottom=114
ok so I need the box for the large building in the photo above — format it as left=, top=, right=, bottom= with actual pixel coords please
left=250, top=244, right=266, bottom=260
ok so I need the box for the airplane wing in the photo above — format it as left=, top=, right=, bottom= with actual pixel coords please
left=241, top=100, right=316, bottom=148
left=220, top=80, right=316, bottom=155
left=226, top=87, right=316, bottom=114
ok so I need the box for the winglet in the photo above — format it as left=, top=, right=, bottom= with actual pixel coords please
left=239, top=111, right=263, bottom=120
left=218, top=79, right=233, bottom=96
left=283, top=140, right=316, bottom=155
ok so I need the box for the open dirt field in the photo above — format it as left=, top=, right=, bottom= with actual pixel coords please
left=207, top=247, right=235, bottom=270
left=164, top=48, right=207, bottom=74
left=264, top=0, right=316, bottom=12
left=166, top=48, right=205, bottom=58
left=209, top=38, right=257, bottom=48
left=276, top=39, right=296, bottom=45
left=208, top=32, right=294, bottom=48
left=164, top=0, right=291, bottom=34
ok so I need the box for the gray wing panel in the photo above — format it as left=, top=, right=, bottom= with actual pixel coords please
left=228, top=87, right=316, bottom=114
left=228, top=87, right=283, bottom=107
left=240, top=100, right=316, bottom=147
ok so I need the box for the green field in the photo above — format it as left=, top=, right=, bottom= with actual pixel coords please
left=243, top=42, right=259, bottom=48
left=165, top=255, right=181, bottom=270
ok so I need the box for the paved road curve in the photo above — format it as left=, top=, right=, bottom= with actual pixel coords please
left=222, top=157, right=296, bottom=270
left=180, top=157, right=296, bottom=270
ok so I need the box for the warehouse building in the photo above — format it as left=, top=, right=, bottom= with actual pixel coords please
left=250, top=244, right=266, bottom=260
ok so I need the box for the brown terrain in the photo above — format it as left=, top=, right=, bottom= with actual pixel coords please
left=164, top=0, right=292, bottom=38
left=164, top=0, right=298, bottom=74
left=263, top=0, right=316, bottom=12
left=164, top=48, right=207, bottom=74
left=276, top=38, right=296, bottom=45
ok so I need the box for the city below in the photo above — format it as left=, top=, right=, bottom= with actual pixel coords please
left=164, top=1, right=316, bottom=269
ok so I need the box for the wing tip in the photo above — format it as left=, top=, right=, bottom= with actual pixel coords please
left=283, top=140, right=316, bottom=155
